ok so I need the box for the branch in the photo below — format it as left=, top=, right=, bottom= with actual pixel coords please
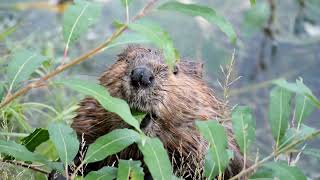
left=229, top=130, right=320, bottom=180
left=1, top=159, right=50, bottom=175
left=0, top=0, right=158, bottom=109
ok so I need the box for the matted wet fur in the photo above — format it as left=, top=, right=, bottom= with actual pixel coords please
left=69, top=45, right=245, bottom=179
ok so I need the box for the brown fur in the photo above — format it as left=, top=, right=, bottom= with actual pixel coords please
left=71, top=45, right=245, bottom=179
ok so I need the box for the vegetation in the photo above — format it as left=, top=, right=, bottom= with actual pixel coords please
left=0, top=0, right=319, bottom=179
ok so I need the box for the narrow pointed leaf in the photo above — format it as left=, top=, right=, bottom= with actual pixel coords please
left=129, top=20, right=177, bottom=69
left=0, top=140, right=39, bottom=161
left=59, top=79, right=141, bottom=132
left=268, top=87, right=292, bottom=148
left=0, top=83, right=4, bottom=101
left=21, top=128, right=49, bottom=152
left=242, top=2, right=269, bottom=37
left=85, top=166, right=117, bottom=180
left=250, top=0, right=256, bottom=6
left=273, top=78, right=320, bottom=108
left=250, top=162, right=306, bottom=180
left=279, top=125, right=316, bottom=150
left=295, top=95, right=315, bottom=128
left=63, top=0, right=102, bottom=47
left=7, top=49, right=47, bottom=91
left=232, top=106, right=255, bottom=154
left=0, top=140, right=63, bottom=172
left=195, top=120, right=229, bottom=178
left=85, top=129, right=140, bottom=163
left=117, top=160, right=144, bottom=180
left=138, top=137, right=173, bottom=180
left=158, top=1, right=237, bottom=43
left=48, top=123, right=79, bottom=165
left=106, top=33, right=150, bottom=50
left=0, top=23, right=18, bottom=41
left=120, top=0, right=133, bottom=7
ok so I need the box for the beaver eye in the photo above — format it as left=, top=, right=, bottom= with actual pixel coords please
left=173, top=65, right=179, bottom=75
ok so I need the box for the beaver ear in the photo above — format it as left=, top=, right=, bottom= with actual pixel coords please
left=179, top=61, right=204, bottom=78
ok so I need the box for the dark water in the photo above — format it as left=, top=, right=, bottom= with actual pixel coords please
left=1, top=0, right=320, bottom=178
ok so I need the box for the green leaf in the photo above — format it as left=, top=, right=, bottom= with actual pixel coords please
left=195, top=120, right=229, bottom=179
left=106, top=32, right=150, bottom=50
left=59, top=79, right=141, bottom=132
left=231, top=106, right=256, bottom=154
left=296, top=79, right=320, bottom=108
left=268, top=87, right=292, bottom=149
left=85, top=166, right=117, bottom=180
left=129, top=20, right=178, bottom=69
left=279, top=125, right=316, bottom=150
left=0, top=23, right=18, bottom=41
left=0, top=140, right=63, bottom=172
left=131, top=110, right=147, bottom=124
left=294, top=95, right=315, bottom=128
left=48, top=123, right=79, bottom=165
left=117, top=160, right=144, bottom=180
left=250, top=162, right=306, bottom=180
left=7, top=49, right=48, bottom=91
left=0, top=140, right=39, bottom=162
left=303, top=148, right=320, bottom=159
left=112, top=20, right=126, bottom=30
left=273, top=78, right=320, bottom=108
left=0, top=83, right=4, bottom=101
left=138, top=137, right=173, bottom=180
left=242, top=2, right=269, bottom=37
left=85, top=129, right=140, bottom=163
left=63, top=0, right=102, bottom=49
left=120, top=0, right=133, bottom=7
left=20, top=128, right=49, bottom=152
left=250, top=0, right=256, bottom=6
left=158, top=1, right=237, bottom=44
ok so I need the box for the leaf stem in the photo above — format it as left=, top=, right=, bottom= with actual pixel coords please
left=1, top=159, right=50, bottom=175
left=0, top=0, right=158, bottom=109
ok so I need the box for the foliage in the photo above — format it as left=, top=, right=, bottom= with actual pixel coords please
left=195, top=120, right=230, bottom=179
left=0, top=0, right=319, bottom=180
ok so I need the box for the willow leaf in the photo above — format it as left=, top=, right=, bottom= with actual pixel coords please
left=158, top=1, right=237, bottom=43
left=48, top=123, right=79, bottom=165
left=63, top=0, right=102, bottom=49
left=295, top=95, right=315, bottom=128
left=250, top=162, right=306, bottom=180
left=7, top=49, right=47, bottom=91
left=268, top=87, right=292, bottom=149
left=117, top=160, right=144, bottom=180
left=129, top=20, right=177, bottom=69
left=59, top=79, right=141, bottom=132
left=195, top=120, right=229, bottom=178
left=21, top=128, right=49, bottom=152
left=138, top=137, right=173, bottom=180
left=232, top=106, right=255, bottom=154
left=85, top=166, right=117, bottom=180
left=85, top=129, right=140, bottom=163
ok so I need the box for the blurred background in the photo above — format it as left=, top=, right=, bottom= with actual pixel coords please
left=0, top=0, right=319, bottom=179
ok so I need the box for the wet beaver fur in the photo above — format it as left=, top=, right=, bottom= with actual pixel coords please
left=55, top=45, right=245, bottom=179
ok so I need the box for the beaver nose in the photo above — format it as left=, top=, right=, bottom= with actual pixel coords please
left=131, top=67, right=154, bottom=88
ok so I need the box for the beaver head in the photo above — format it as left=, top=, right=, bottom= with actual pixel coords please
left=73, top=45, right=243, bottom=178
left=99, top=45, right=225, bottom=131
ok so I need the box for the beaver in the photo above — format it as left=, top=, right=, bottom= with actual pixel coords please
left=69, top=45, right=245, bottom=179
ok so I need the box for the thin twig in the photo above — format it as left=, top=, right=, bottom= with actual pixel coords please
left=0, top=0, right=158, bottom=109
left=1, top=159, right=50, bottom=175
left=229, top=130, right=320, bottom=180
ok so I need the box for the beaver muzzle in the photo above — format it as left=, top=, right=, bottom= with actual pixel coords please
left=130, top=67, right=154, bottom=88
